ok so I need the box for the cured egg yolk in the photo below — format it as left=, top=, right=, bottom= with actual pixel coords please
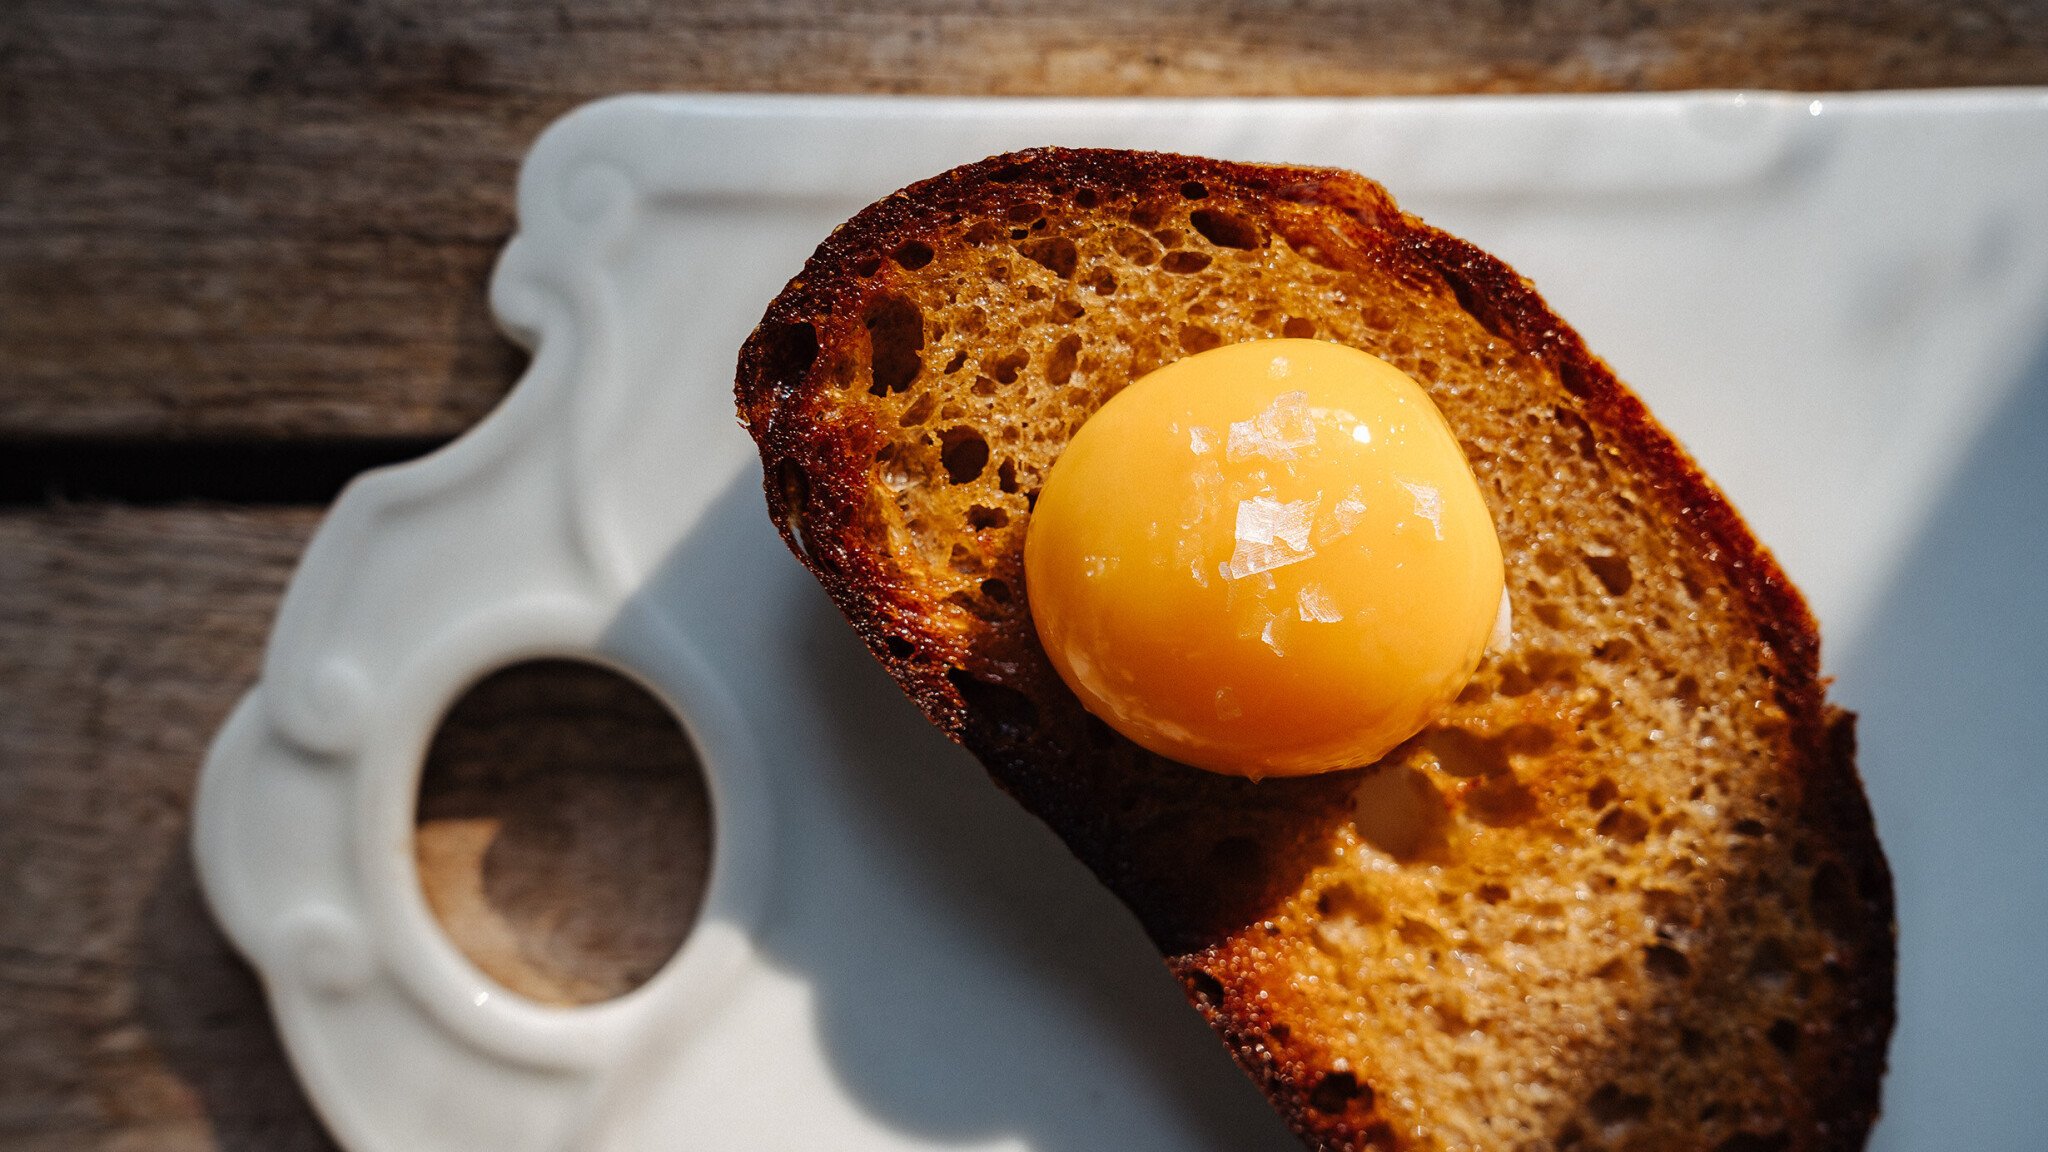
left=1024, top=339, right=1505, bottom=778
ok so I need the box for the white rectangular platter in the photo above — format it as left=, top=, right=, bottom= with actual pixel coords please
left=196, top=93, right=2048, bottom=1152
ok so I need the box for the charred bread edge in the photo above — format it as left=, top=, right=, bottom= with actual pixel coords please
left=733, top=147, right=1895, bottom=1149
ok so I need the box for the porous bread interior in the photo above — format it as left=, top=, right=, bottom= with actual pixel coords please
left=822, top=180, right=1859, bottom=1151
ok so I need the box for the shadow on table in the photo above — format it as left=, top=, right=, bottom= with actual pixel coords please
left=1836, top=336, right=2048, bottom=1152
left=134, top=846, right=339, bottom=1152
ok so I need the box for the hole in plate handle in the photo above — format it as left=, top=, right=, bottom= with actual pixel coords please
left=413, top=659, right=712, bottom=1006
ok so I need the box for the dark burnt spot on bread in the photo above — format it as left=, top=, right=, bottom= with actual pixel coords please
left=1645, top=943, right=1693, bottom=980
left=1190, top=206, right=1263, bottom=249
left=752, top=320, right=819, bottom=403
left=937, top=427, right=990, bottom=484
left=863, top=294, right=923, bottom=396
left=946, top=668, right=1038, bottom=746
left=1716, top=1133, right=1793, bottom=1152
left=892, top=239, right=935, bottom=270
left=1584, top=549, right=1635, bottom=597
left=1308, top=1070, right=1367, bottom=1114
left=1018, top=235, right=1079, bottom=279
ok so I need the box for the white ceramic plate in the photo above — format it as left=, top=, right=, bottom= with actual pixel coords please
left=195, top=93, right=2048, bottom=1152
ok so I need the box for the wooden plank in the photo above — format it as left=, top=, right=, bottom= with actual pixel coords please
left=0, top=506, right=709, bottom=1149
left=5, top=0, right=2047, bottom=441
left=0, top=506, right=330, bottom=1150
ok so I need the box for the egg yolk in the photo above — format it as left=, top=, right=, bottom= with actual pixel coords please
left=1024, top=339, right=1505, bottom=778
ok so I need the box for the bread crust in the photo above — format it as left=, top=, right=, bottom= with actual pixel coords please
left=736, top=148, right=1895, bottom=1151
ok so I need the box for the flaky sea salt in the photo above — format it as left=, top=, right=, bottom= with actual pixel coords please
left=1227, top=390, right=1316, bottom=462
left=1297, top=584, right=1344, bottom=623
left=1488, top=588, right=1513, bottom=652
left=1222, top=495, right=1318, bottom=579
left=1331, top=487, right=1368, bottom=534
left=1398, top=478, right=1444, bottom=540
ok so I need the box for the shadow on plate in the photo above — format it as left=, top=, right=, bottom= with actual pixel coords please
left=609, top=470, right=1300, bottom=1150
left=1837, top=333, right=2048, bottom=1152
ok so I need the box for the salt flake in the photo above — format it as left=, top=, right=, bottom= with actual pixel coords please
left=1223, top=495, right=1318, bottom=579
left=1331, top=487, right=1369, bottom=533
left=1313, top=486, right=1370, bottom=549
left=1488, top=588, right=1513, bottom=652
left=1297, top=584, right=1344, bottom=623
left=1228, top=390, right=1316, bottom=462
left=1260, top=618, right=1284, bottom=655
left=1398, top=479, right=1444, bottom=540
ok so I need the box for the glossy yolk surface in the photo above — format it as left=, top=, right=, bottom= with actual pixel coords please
left=1024, top=339, right=1505, bottom=777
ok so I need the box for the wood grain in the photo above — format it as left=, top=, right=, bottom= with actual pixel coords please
left=0, top=506, right=331, bottom=1151
left=0, top=508, right=710, bottom=1148
left=5, top=0, right=2047, bottom=441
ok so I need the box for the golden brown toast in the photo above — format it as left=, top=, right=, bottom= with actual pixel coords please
left=734, top=148, right=1894, bottom=1152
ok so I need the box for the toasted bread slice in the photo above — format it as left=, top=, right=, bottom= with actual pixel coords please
left=735, top=149, right=1894, bottom=1152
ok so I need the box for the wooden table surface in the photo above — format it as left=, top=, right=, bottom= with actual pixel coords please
left=5, top=2, right=2045, bottom=1148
